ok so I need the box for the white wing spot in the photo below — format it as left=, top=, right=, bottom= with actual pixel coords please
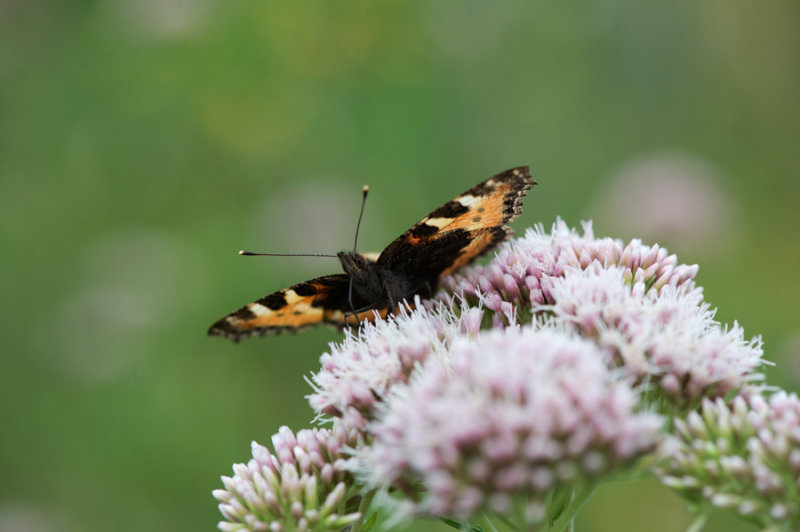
left=423, top=217, right=452, bottom=229
left=283, top=290, right=305, bottom=305
left=456, top=195, right=481, bottom=208
left=248, top=303, right=271, bottom=316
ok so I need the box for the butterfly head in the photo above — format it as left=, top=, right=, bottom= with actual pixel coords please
left=337, top=251, right=374, bottom=279
left=337, top=250, right=392, bottom=306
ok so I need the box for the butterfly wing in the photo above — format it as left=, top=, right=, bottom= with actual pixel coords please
left=377, top=166, right=535, bottom=277
left=207, top=274, right=387, bottom=341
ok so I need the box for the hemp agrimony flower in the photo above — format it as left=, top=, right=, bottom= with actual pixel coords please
left=213, top=425, right=365, bottom=532
left=214, top=219, right=778, bottom=532
left=548, top=263, right=764, bottom=407
left=360, top=327, right=663, bottom=525
left=308, top=300, right=484, bottom=430
left=444, top=219, right=699, bottom=322
left=445, top=220, right=764, bottom=410
left=656, top=392, right=800, bottom=530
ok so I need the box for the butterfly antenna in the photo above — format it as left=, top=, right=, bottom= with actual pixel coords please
left=353, top=185, right=369, bottom=252
left=239, top=251, right=337, bottom=258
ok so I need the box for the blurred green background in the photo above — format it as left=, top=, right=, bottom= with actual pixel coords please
left=1, top=1, right=799, bottom=531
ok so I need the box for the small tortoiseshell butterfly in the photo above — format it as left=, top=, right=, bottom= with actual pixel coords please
left=208, top=166, right=535, bottom=341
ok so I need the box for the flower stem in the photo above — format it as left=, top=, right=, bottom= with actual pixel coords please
left=685, top=513, right=707, bottom=532
left=350, top=489, right=376, bottom=532
left=548, top=483, right=599, bottom=532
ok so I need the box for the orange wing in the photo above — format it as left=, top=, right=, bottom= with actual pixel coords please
left=377, top=166, right=535, bottom=277
left=208, top=274, right=387, bottom=341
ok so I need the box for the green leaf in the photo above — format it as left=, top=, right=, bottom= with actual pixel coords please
left=438, top=517, right=484, bottom=532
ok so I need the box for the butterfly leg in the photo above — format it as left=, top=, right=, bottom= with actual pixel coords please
left=424, top=281, right=433, bottom=298
left=345, top=277, right=357, bottom=325
left=404, top=281, right=434, bottom=301
left=343, top=303, right=382, bottom=327
left=380, top=279, right=397, bottom=316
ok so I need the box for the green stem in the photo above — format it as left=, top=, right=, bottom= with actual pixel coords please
left=350, top=489, right=376, bottom=532
left=438, top=517, right=485, bottom=532
left=548, top=483, right=599, bottom=532
left=685, top=513, right=707, bottom=532
left=479, top=513, right=499, bottom=532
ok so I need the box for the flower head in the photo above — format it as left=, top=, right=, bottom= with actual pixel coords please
left=443, top=220, right=763, bottom=409
left=656, top=392, right=800, bottom=529
left=548, top=263, right=764, bottom=405
left=360, top=327, right=663, bottom=523
left=307, top=300, right=484, bottom=430
left=213, top=425, right=364, bottom=532
left=443, top=219, right=698, bottom=323
left=215, top=218, right=777, bottom=531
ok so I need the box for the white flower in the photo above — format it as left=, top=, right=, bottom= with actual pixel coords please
left=307, top=299, right=484, bottom=430
left=656, top=392, right=800, bottom=529
left=443, top=219, right=698, bottom=321
left=549, top=264, right=764, bottom=403
left=213, top=425, right=364, bottom=532
left=217, top=220, right=772, bottom=532
left=360, top=327, right=662, bottom=523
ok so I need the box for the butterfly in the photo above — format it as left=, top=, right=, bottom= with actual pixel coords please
left=208, top=166, right=535, bottom=341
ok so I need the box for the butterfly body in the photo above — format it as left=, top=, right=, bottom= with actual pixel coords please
left=337, top=251, right=429, bottom=312
left=209, top=166, right=535, bottom=342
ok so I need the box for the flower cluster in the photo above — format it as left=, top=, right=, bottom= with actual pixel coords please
left=360, top=327, right=663, bottom=523
left=215, top=219, right=775, bottom=531
left=213, top=425, right=365, bottom=532
left=656, top=392, right=800, bottom=529
left=442, top=219, right=699, bottom=323
left=548, top=264, right=764, bottom=405
left=444, top=220, right=763, bottom=409
left=308, top=300, right=485, bottom=430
